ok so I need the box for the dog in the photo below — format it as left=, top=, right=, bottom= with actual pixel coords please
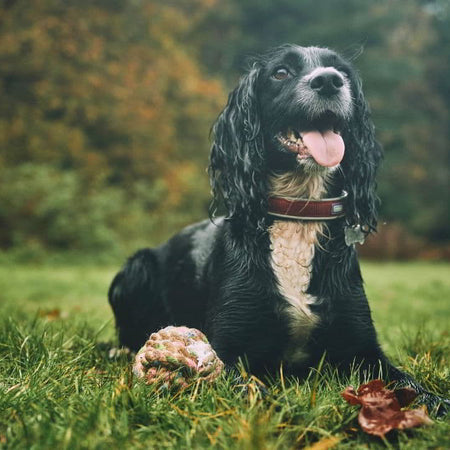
left=109, top=45, right=447, bottom=413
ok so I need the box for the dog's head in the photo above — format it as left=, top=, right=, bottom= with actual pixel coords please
left=258, top=45, right=353, bottom=173
left=210, top=45, right=382, bottom=237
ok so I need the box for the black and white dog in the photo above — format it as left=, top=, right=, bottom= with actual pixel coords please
left=109, top=45, right=447, bottom=413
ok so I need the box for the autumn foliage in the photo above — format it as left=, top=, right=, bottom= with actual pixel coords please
left=0, top=0, right=224, bottom=251
left=0, top=0, right=448, bottom=255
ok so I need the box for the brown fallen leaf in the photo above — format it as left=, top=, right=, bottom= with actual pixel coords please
left=38, top=308, right=62, bottom=321
left=342, top=379, right=432, bottom=437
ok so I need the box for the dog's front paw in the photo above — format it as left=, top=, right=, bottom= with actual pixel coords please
left=417, top=391, right=450, bottom=417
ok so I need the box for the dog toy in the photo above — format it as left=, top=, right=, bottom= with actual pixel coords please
left=133, top=326, right=224, bottom=389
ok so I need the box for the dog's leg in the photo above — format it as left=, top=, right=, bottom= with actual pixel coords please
left=346, top=353, right=450, bottom=417
left=377, top=357, right=450, bottom=417
left=317, top=291, right=449, bottom=416
left=342, top=336, right=449, bottom=416
left=108, top=249, right=169, bottom=352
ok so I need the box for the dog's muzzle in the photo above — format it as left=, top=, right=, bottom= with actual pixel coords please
left=296, top=67, right=353, bottom=121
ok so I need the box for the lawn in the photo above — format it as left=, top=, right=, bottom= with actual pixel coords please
left=0, top=260, right=449, bottom=449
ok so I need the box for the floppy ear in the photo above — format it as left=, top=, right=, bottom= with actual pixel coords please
left=340, top=74, right=383, bottom=235
left=209, top=65, right=268, bottom=236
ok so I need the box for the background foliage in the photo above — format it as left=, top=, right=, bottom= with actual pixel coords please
left=0, top=0, right=449, bottom=257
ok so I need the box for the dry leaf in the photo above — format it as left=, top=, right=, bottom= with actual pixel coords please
left=38, top=308, right=62, bottom=321
left=342, top=379, right=432, bottom=437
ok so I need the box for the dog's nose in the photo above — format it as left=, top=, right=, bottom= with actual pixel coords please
left=310, top=69, right=344, bottom=96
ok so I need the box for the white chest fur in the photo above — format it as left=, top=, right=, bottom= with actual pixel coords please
left=268, top=170, right=329, bottom=364
left=269, top=220, right=322, bottom=363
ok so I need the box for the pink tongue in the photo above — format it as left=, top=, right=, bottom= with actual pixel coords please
left=301, top=130, right=345, bottom=167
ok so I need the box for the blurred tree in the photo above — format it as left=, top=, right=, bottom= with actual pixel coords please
left=0, top=0, right=448, bottom=253
left=193, top=0, right=449, bottom=241
left=0, top=0, right=225, bottom=250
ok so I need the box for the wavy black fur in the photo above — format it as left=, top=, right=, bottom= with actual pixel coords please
left=109, top=45, right=447, bottom=414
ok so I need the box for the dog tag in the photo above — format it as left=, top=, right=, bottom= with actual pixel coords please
left=344, top=224, right=366, bottom=246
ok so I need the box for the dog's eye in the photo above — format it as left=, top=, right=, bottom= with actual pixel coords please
left=273, top=68, right=290, bottom=80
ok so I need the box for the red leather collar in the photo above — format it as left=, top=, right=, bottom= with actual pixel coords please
left=268, top=191, right=347, bottom=220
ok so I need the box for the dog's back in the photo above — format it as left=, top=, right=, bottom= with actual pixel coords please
left=109, top=219, right=221, bottom=351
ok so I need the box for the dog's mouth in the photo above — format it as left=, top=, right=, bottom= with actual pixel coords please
left=276, top=114, right=345, bottom=167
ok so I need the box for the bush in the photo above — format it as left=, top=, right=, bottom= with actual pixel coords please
left=0, top=164, right=212, bottom=257
left=0, top=164, right=124, bottom=251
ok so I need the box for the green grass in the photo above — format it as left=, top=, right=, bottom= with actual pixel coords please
left=0, top=261, right=449, bottom=449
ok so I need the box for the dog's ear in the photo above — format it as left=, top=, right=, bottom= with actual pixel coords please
left=209, top=65, right=267, bottom=235
left=341, top=74, right=383, bottom=235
